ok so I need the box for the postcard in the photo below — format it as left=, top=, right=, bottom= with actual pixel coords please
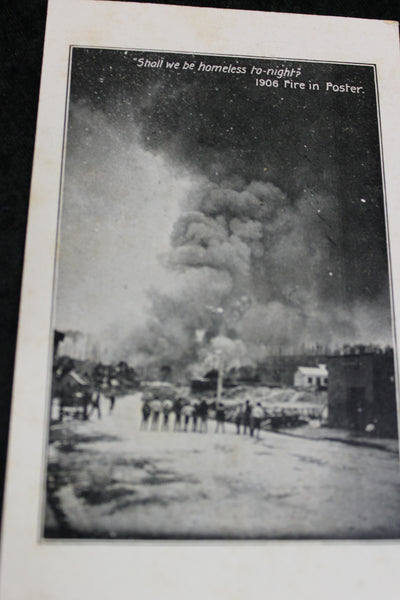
left=1, top=1, right=400, bottom=597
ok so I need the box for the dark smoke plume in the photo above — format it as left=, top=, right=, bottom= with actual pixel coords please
left=119, top=178, right=392, bottom=369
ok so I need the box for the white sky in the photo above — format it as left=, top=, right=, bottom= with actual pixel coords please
left=55, top=103, right=196, bottom=338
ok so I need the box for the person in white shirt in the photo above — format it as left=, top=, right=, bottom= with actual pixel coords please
left=251, top=402, right=264, bottom=439
left=150, top=398, right=162, bottom=431
left=161, top=399, right=173, bottom=431
left=182, top=403, right=194, bottom=432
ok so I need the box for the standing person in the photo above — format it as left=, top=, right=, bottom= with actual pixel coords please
left=89, top=390, right=101, bottom=420
left=80, top=391, right=90, bottom=421
left=151, top=398, right=162, bottom=431
left=243, top=400, right=252, bottom=435
left=173, top=397, right=183, bottom=431
left=140, top=399, right=151, bottom=430
left=215, top=401, right=226, bottom=433
left=251, top=402, right=264, bottom=439
left=162, top=399, right=173, bottom=431
left=199, top=399, right=208, bottom=433
left=192, top=399, right=200, bottom=432
left=182, top=403, right=193, bottom=432
left=235, top=404, right=243, bottom=434
left=109, top=394, right=115, bottom=413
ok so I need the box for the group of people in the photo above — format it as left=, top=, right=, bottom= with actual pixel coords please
left=234, top=400, right=265, bottom=439
left=140, top=397, right=209, bottom=432
left=140, top=396, right=266, bottom=439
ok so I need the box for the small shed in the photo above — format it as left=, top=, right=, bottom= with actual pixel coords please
left=294, top=364, right=328, bottom=389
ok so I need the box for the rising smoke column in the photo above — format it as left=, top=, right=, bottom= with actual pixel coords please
left=122, top=177, right=353, bottom=368
left=62, top=49, right=393, bottom=367
left=125, top=171, right=393, bottom=369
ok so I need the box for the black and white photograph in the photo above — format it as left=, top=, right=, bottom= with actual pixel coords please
left=4, top=2, right=400, bottom=598
left=45, top=46, right=400, bottom=539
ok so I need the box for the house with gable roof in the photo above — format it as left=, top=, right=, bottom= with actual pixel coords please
left=294, top=364, right=328, bottom=390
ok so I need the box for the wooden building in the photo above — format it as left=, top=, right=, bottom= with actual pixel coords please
left=294, top=364, right=328, bottom=389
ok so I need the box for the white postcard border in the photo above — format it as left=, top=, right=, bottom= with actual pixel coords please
left=2, top=1, right=400, bottom=598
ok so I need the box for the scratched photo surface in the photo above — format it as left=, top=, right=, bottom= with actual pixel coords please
left=45, top=48, right=400, bottom=539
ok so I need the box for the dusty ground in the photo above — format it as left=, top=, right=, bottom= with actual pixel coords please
left=45, top=393, right=400, bottom=539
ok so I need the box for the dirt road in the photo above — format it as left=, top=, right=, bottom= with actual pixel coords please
left=45, top=393, right=400, bottom=539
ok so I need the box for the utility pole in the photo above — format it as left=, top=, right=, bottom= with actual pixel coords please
left=205, top=305, right=225, bottom=403
left=216, top=350, right=224, bottom=405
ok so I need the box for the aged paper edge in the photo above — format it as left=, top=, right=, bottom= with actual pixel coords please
left=1, top=1, right=400, bottom=598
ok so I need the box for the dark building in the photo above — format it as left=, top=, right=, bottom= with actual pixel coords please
left=327, top=350, right=398, bottom=437
left=53, top=329, right=65, bottom=357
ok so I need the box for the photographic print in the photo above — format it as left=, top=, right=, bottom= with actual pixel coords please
left=44, top=46, right=400, bottom=540
left=3, top=3, right=400, bottom=599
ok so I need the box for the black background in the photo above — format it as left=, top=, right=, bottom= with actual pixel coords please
left=1, top=0, right=400, bottom=523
